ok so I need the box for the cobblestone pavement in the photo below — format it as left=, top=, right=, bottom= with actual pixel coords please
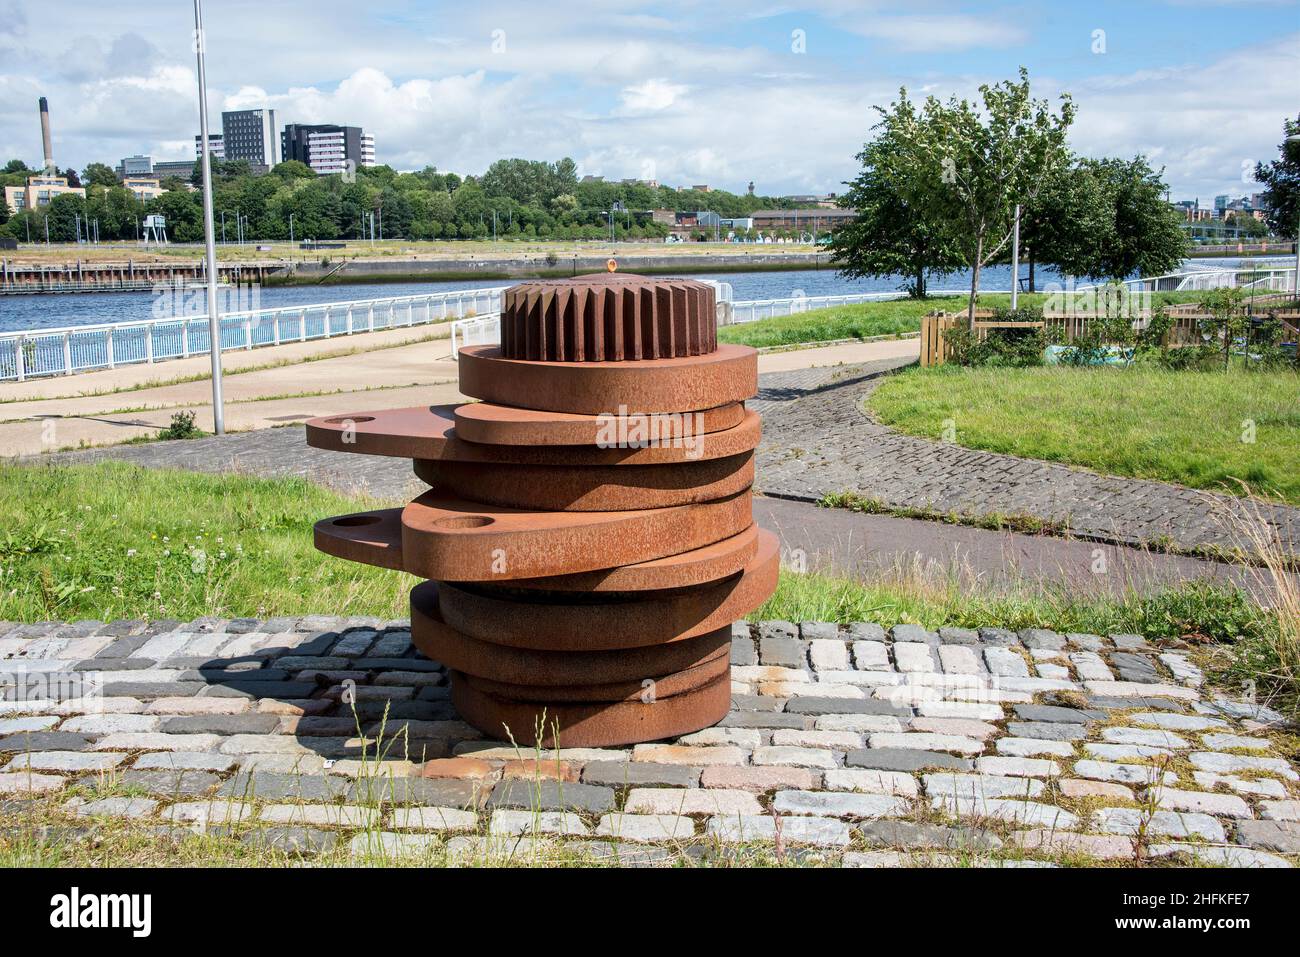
left=757, top=362, right=1300, bottom=555
left=1, top=616, right=1296, bottom=867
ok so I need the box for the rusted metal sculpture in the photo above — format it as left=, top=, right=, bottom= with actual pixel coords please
left=306, top=272, right=777, bottom=747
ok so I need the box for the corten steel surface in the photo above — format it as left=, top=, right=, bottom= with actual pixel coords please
left=316, top=514, right=762, bottom=592
left=307, top=271, right=777, bottom=747
left=398, top=487, right=753, bottom=581
left=453, top=400, right=745, bottom=446
left=307, top=404, right=761, bottom=464
left=435, top=531, right=780, bottom=651
left=457, top=344, right=759, bottom=415
left=500, top=274, right=716, bottom=361
left=412, top=453, right=755, bottom=510
left=450, top=670, right=733, bottom=749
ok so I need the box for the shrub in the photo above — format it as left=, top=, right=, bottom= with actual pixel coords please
left=948, top=323, right=1048, bottom=368
left=157, top=410, right=203, bottom=441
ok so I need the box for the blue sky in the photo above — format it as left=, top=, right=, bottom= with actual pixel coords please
left=1, top=0, right=1296, bottom=201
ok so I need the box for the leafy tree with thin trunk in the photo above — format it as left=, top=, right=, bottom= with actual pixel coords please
left=908, top=69, right=1075, bottom=328
left=829, top=92, right=965, bottom=298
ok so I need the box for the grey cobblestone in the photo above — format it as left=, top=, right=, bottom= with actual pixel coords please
left=1, top=615, right=1295, bottom=869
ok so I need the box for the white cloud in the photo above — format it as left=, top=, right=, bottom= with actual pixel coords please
left=619, top=78, right=688, bottom=112
left=0, top=0, right=1294, bottom=201
left=842, top=15, right=1029, bottom=52
left=1063, top=34, right=1300, bottom=198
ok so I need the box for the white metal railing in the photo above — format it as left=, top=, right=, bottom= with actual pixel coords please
left=728, top=288, right=1009, bottom=324
left=1093, top=267, right=1297, bottom=294
left=0, top=286, right=507, bottom=382
left=449, top=314, right=502, bottom=355
left=702, top=279, right=734, bottom=303
left=729, top=292, right=903, bottom=324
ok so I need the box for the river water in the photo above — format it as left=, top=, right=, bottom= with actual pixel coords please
left=0, top=257, right=1286, bottom=334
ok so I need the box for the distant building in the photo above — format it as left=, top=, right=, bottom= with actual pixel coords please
left=281, top=124, right=376, bottom=175
left=152, top=160, right=198, bottom=181
left=781, top=193, right=839, bottom=208
left=221, top=108, right=279, bottom=169
left=194, top=133, right=224, bottom=159
left=690, top=185, right=711, bottom=193
left=117, top=154, right=153, bottom=177
left=4, top=173, right=85, bottom=213
left=1172, top=200, right=1215, bottom=222
left=750, top=208, right=855, bottom=232
left=121, top=176, right=164, bottom=201
left=1214, top=194, right=1230, bottom=211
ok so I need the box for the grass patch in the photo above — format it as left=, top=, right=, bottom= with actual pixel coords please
left=868, top=364, right=1300, bottom=505
left=819, top=491, right=1071, bottom=537
left=0, top=462, right=412, bottom=622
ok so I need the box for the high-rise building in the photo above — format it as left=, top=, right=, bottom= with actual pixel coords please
left=282, top=123, right=376, bottom=175
left=220, top=109, right=279, bottom=169
left=194, top=133, right=224, bottom=159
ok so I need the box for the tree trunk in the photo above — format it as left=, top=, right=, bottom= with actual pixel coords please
left=1028, top=256, right=1036, bottom=294
left=967, top=236, right=983, bottom=331
left=915, top=265, right=926, bottom=299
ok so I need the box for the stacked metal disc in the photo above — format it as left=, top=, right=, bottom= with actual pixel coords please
left=306, top=273, right=777, bottom=748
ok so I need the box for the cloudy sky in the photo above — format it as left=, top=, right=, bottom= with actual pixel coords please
left=1, top=0, right=1296, bottom=201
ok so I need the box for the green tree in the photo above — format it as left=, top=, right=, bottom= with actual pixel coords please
left=1084, top=156, right=1188, bottom=280
left=910, top=68, right=1075, bottom=327
left=1254, top=113, right=1299, bottom=240
left=1201, top=287, right=1248, bottom=372
left=1018, top=160, right=1109, bottom=291
left=272, top=160, right=315, bottom=181
left=1022, top=155, right=1187, bottom=286
left=82, top=162, right=119, bottom=188
left=42, top=192, right=87, bottom=241
left=829, top=91, right=965, bottom=298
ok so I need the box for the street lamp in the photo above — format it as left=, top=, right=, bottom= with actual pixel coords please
left=193, top=0, right=225, bottom=434
left=1288, top=133, right=1300, bottom=296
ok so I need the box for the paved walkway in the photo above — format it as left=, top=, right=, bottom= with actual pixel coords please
left=756, top=361, right=1300, bottom=556
left=1, top=615, right=1294, bottom=867
left=0, top=337, right=919, bottom=456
